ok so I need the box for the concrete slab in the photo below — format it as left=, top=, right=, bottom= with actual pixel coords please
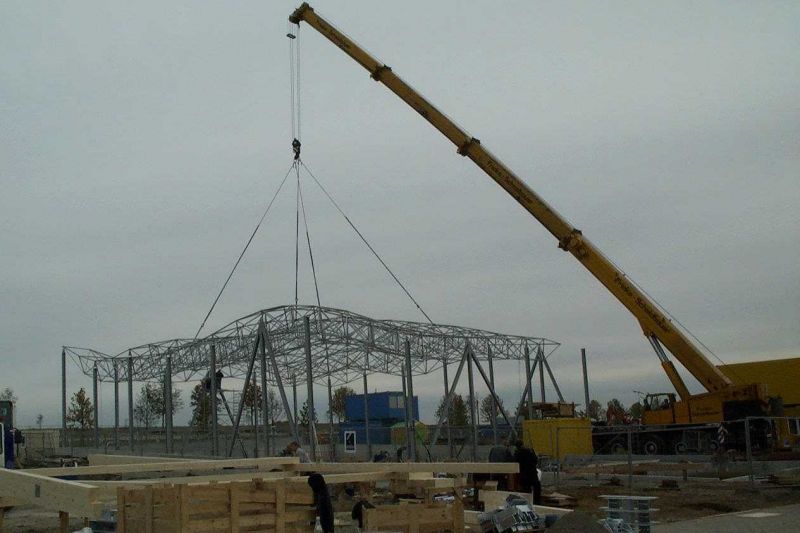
left=655, top=503, right=800, bottom=532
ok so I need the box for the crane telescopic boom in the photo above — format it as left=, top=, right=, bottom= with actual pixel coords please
left=289, top=3, right=733, bottom=398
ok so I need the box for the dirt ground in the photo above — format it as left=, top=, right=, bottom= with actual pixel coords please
left=554, top=478, right=800, bottom=523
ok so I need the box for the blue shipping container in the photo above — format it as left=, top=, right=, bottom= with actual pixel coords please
left=345, top=391, right=419, bottom=423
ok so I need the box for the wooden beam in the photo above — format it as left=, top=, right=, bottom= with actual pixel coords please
left=0, top=469, right=105, bottom=518
left=88, top=454, right=193, bottom=466
left=290, top=462, right=518, bottom=474
left=91, top=470, right=396, bottom=488
left=26, top=456, right=299, bottom=478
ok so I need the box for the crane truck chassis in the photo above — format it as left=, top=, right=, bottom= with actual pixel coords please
left=288, top=3, right=795, bottom=455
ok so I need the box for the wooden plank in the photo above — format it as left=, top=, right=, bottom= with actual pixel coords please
left=291, top=462, right=518, bottom=474
left=88, top=454, right=194, bottom=466
left=89, top=470, right=290, bottom=487
left=0, top=468, right=105, bottom=518
left=28, top=456, right=299, bottom=477
left=59, top=511, right=69, bottom=533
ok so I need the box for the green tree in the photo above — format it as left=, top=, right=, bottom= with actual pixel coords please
left=299, top=400, right=318, bottom=426
left=330, top=386, right=355, bottom=422
left=435, top=394, right=469, bottom=426
left=134, top=383, right=183, bottom=428
left=66, top=387, right=94, bottom=430
left=480, top=395, right=504, bottom=424
left=190, top=383, right=212, bottom=429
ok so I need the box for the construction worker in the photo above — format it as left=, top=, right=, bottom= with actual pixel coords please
left=513, top=440, right=542, bottom=504
left=286, top=441, right=311, bottom=463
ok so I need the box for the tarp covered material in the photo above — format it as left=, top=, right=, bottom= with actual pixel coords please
left=718, top=357, right=800, bottom=415
left=522, top=418, right=592, bottom=460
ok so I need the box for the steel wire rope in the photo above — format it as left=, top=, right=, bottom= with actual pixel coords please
left=299, top=161, right=434, bottom=325
left=193, top=164, right=295, bottom=339
left=603, top=253, right=741, bottom=378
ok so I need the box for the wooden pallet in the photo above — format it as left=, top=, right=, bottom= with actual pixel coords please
left=362, top=500, right=465, bottom=533
left=117, top=478, right=316, bottom=533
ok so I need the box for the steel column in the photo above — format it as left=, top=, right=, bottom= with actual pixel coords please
left=429, top=344, right=469, bottom=448
left=164, top=355, right=173, bottom=454
left=524, top=344, right=534, bottom=419
left=92, top=365, right=99, bottom=448
left=127, top=353, right=134, bottom=452
left=252, top=373, right=259, bottom=457
left=61, top=348, right=67, bottom=447
left=466, top=344, right=478, bottom=461
left=304, top=316, right=316, bottom=460
left=362, top=365, right=371, bottom=459
left=487, top=345, right=498, bottom=444
left=538, top=348, right=546, bottom=403
left=210, top=345, right=219, bottom=456
left=581, top=348, right=591, bottom=417
left=541, top=347, right=564, bottom=402
left=327, top=376, right=335, bottom=460
left=292, top=375, right=298, bottom=440
left=259, top=331, right=270, bottom=456
left=264, top=332, right=300, bottom=443
left=442, top=358, right=452, bottom=457
left=113, top=361, right=119, bottom=449
left=404, top=339, right=416, bottom=461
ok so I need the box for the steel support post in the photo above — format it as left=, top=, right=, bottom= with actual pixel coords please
left=487, top=345, right=498, bottom=444
left=113, top=361, right=119, bottom=450
left=541, top=347, right=564, bottom=402
left=442, top=358, right=452, bottom=457
left=524, top=344, right=534, bottom=419
left=127, top=353, right=134, bottom=452
left=466, top=344, right=478, bottom=461
left=627, top=426, right=633, bottom=489
left=468, top=349, right=517, bottom=437
left=228, top=324, right=263, bottom=457
left=327, top=376, right=335, bottom=460
left=210, top=345, right=219, bottom=456
left=292, top=375, right=299, bottom=439
left=363, top=366, right=371, bottom=459
left=429, top=345, right=469, bottom=448
left=401, top=366, right=410, bottom=458
left=61, top=348, right=67, bottom=447
left=304, top=316, right=316, bottom=460
left=581, top=348, right=590, bottom=417
left=252, top=373, right=259, bottom=458
left=164, top=355, right=173, bottom=454
left=538, top=349, right=546, bottom=403
left=92, top=365, right=99, bottom=448
left=404, top=339, right=416, bottom=462
left=259, top=331, right=270, bottom=456
left=264, top=332, right=300, bottom=443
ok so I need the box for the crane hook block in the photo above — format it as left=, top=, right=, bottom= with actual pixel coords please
left=287, top=33, right=296, bottom=39
left=292, top=138, right=301, bottom=160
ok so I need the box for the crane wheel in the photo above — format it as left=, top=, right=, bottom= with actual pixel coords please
left=642, top=437, right=664, bottom=455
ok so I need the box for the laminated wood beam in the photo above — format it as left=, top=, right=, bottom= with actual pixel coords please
left=27, top=456, right=299, bottom=478
left=290, top=462, right=518, bottom=474
left=0, top=469, right=105, bottom=518
left=88, top=454, right=192, bottom=466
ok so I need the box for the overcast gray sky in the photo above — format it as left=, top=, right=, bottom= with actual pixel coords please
left=2, top=1, right=798, bottom=427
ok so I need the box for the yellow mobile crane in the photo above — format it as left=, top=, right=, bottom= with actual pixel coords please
left=289, top=3, right=788, bottom=453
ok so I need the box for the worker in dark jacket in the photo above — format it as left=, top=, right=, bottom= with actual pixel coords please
left=308, top=473, right=334, bottom=532
left=514, top=440, right=542, bottom=504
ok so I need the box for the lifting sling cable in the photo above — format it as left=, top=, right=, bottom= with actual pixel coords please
left=193, top=163, right=295, bottom=339
left=300, top=161, right=435, bottom=325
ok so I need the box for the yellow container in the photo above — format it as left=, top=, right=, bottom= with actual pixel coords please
left=522, top=418, right=592, bottom=460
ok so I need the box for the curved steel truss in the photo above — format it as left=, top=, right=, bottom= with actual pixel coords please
left=65, top=304, right=559, bottom=386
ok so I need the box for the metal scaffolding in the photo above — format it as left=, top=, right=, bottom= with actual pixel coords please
left=62, top=304, right=561, bottom=459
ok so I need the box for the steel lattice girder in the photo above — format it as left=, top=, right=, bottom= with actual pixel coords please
left=65, top=304, right=559, bottom=387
